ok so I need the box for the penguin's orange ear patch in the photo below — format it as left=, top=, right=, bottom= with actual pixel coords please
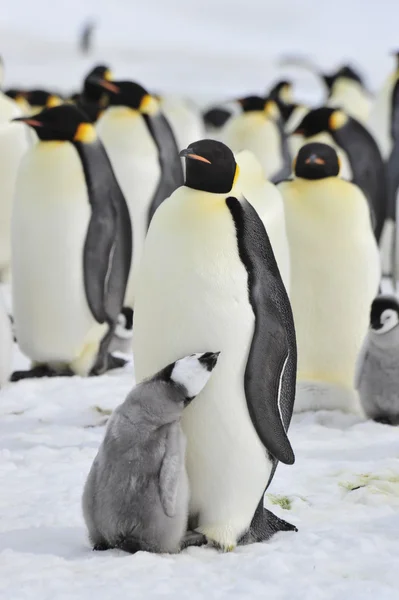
left=232, top=164, right=240, bottom=187
left=329, top=110, right=348, bottom=130
left=74, top=123, right=97, bottom=143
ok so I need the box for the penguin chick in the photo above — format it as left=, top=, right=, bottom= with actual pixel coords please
left=109, top=307, right=133, bottom=355
left=356, top=296, right=399, bottom=425
left=82, top=351, right=220, bottom=554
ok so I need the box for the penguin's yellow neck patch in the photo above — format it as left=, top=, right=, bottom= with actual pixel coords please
left=329, top=110, right=348, bottom=130
left=140, top=94, right=160, bottom=115
left=74, top=123, right=97, bottom=143
left=264, top=100, right=279, bottom=121
left=232, top=164, right=240, bottom=189
left=47, top=95, right=63, bottom=108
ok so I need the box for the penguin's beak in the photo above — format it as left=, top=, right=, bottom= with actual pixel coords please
left=12, top=117, right=43, bottom=128
left=92, top=78, right=120, bottom=94
left=179, top=149, right=211, bottom=164
left=305, top=154, right=325, bottom=165
left=292, top=127, right=305, bottom=136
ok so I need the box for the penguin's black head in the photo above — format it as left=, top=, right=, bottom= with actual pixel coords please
left=88, top=78, right=159, bottom=114
left=83, top=64, right=113, bottom=101
left=294, top=143, right=340, bottom=180
left=274, top=99, right=298, bottom=125
left=237, top=95, right=266, bottom=112
left=180, top=139, right=238, bottom=194
left=12, top=104, right=96, bottom=144
left=293, top=107, right=349, bottom=137
left=268, top=80, right=293, bottom=104
left=202, top=107, right=233, bottom=129
left=25, top=89, right=63, bottom=109
left=334, top=65, right=363, bottom=85
left=370, top=296, right=399, bottom=334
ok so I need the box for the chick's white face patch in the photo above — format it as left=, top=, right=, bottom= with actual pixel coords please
left=171, top=353, right=217, bottom=398
left=375, top=309, right=399, bottom=334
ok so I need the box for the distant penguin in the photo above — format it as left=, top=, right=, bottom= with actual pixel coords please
left=232, top=149, right=290, bottom=293
left=279, top=143, right=380, bottom=413
left=356, top=296, right=399, bottom=425
left=279, top=56, right=371, bottom=124
left=0, top=289, right=12, bottom=387
left=0, top=58, right=31, bottom=281
left=82, top=351, right=219, bottom=554
left=202, top=100, right=241, bottom=140
left=24, top=90, right=63, bottom=114
left=79, top=20, right=96, bottom=55
left=157, top=95, right=205, bottom=155
left=268, top=80, right=294, bottom=104
left=293, top=108, right=387, bottom=242
left=109, top=307, right=133, bottom=356
left=11, top=105, right=132, bottom=380
left=134, top=139, right=297, bottom=551
left=75, top=65, right=113, bottom=123
left=222, top=96, right=291, bottom=181
left=94, top=78, right=184, bottom=310
left=4, top=89, right=31, bottom=114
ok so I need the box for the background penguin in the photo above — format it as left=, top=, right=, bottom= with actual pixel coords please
left=0, top=289, right=13, bottom=387
left=293, top=107, right=387, bottom=243
left=11, top=104, right=132, bottom=380
left=79, top=20, right=96, bottom=55
left=268, top=79, right=294, bottom=104
left=94, top=78, right=183, bottom=310
left=24, top=90, right=63, bottom=114
left=157, top=95, right=205, bottom=159
left=356, top=296, right=399, bottom=426
left=133, top=139, right=297, bottom=551
left=4, top=89, right=31, bottom=114
left=222, top=96, right=291, bottom=182
left=109, top=307, right=134, bottom=356
left=279, top=142, right=380, bottom=413
left=202, top=100, right=242, bottom=140
left=0, top=58, right=31, bottom=282
left=74, top=64, right=113, bottom=123
left=82, top=351, right=219, bottom=554
left=232, top=149, right=290, bottom=293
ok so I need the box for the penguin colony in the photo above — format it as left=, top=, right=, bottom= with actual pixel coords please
left=0, top=49, right=399, bottom=555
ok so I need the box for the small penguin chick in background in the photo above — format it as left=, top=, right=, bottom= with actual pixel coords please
left=82, top=351, right=220, bottom=554
left=356, top=296, right=399, bottom=425
left=109, top=307, right=133, bottom=356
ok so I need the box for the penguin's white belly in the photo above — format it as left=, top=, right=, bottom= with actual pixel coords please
left=0, top=122, right=30, bottom=277
left=0, top=290, right=12, bottom=386
left=134, top=199, right=271, bottom=545
left=327, top=84, right=371, bottom=125
left=12, top=144, right=104, bottom=366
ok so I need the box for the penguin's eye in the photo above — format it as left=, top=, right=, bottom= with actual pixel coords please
left=381, top=309, right=395, bottom=324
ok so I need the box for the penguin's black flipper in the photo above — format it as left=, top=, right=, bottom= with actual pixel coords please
left=226, top=196, right=297, bottom=466
left=390, top=78, right=399, bottom=143
left=77, top=141, right=132, bottom=325
left=144, top=113, right=184, bottom=227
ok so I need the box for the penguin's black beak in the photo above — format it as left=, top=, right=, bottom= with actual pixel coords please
left=305, top=154, right=325, bottom=165
left=12, top=117, right=43, bottom=128
left=179, top=148, right=211, bottom=164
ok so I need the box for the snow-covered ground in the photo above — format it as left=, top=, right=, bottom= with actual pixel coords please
left=2, top=1, right=399, bottom=598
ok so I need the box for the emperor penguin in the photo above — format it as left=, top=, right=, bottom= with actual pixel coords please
left=4, top=89, right=31, bottom=114
left=293, top=108, right=387, bottom=242
left=94, top=78, right=184, bottom=310
left=157, top=95, right=205, bottom=156
left=268, top=80, right=294, bottom=104
left=82, top=351, right=219, bottom=554
left=202, top=100, right=241, bottom=140
left=222, top=96, right=291, bottom=182
left=75, top=64, right=113, bottom=123
left=133, top=139, right=298, bottom=551
left=278, top=142, right=381, bottom=413
left=11, top=104, right=132, bottom=380
left=356, top=296, right=399, bottom=426
left=24, top=89, right=63, bottom=114
left=0, top=289, right=12, bottom=387
left=232, top=149, right=290, bottom=293
left=0, top=58, right=31, bottom=281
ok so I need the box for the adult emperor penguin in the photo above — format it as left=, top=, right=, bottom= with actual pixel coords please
left=222, top=96, right=291, bottom=182
left=232, top=149, right=290, bottom=293
left=133, top=139, right=298, bottom=551
left=293, top=107, right=387, bottom=242
left=24, top=90, right=63, bottom=114
left=356, top=296, right=399, bottom=425
left=94, top=78, right=184, bottom=309
left=75, top=64, right=113, bottom=123
left=0, top=289, right=12, bottom=387
left=279, top=143, right=380, bottom=413
left=157, top=95, right=205, bottom=156
left=0, top=59, right=31, bottom=281
left=202, top=100, right=241, bottom=140
left=11, top=105, right=132, bottom=380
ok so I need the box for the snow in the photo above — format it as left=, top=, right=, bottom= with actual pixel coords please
left=2, top=1, right=399, bottom=598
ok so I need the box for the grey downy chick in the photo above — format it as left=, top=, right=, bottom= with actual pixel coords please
left=82, top=351, right=220, bottom=554
left=356, top=296, right=399, bottom=425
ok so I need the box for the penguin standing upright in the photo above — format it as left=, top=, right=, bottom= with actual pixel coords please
left=11, top=105, right=132, bottom=380
left=293, top=108, right=387, bottom=242
left=202, top=100, right=241, bottom=140
left=24, top=90, right=63, bottom=114
left=74, top=65, right=113, bottom=123
left=222, top=96, right=291, bottom=182
left=94, top=78, right=183, bottom=309
left=0, top=57, right=31, bottom=281
left=157, top=95, right=205, bottom=155
left=0, top=289, right=12, bottom=387
left=356, top=295, right=399, bottom=425
left=368, top=52, right=399, bottom=159
left=279, top=143, right=380, bottom=413
left=133, top=139, right=297, bottom=551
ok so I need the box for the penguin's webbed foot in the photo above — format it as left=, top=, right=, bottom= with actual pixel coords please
left=10, top=365, right=73, bottom=382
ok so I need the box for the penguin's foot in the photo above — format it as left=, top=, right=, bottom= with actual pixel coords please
left=90, top=353, right=127, bottom=376
left=239, top=506, right=298, bottom=546
left=196, top=526, right=237, bottom=552
left=180, top=530, right=207, bottom=550
left=93, top=541, right=111, bottom=551
left=10, top=365, right=72, bottom=382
